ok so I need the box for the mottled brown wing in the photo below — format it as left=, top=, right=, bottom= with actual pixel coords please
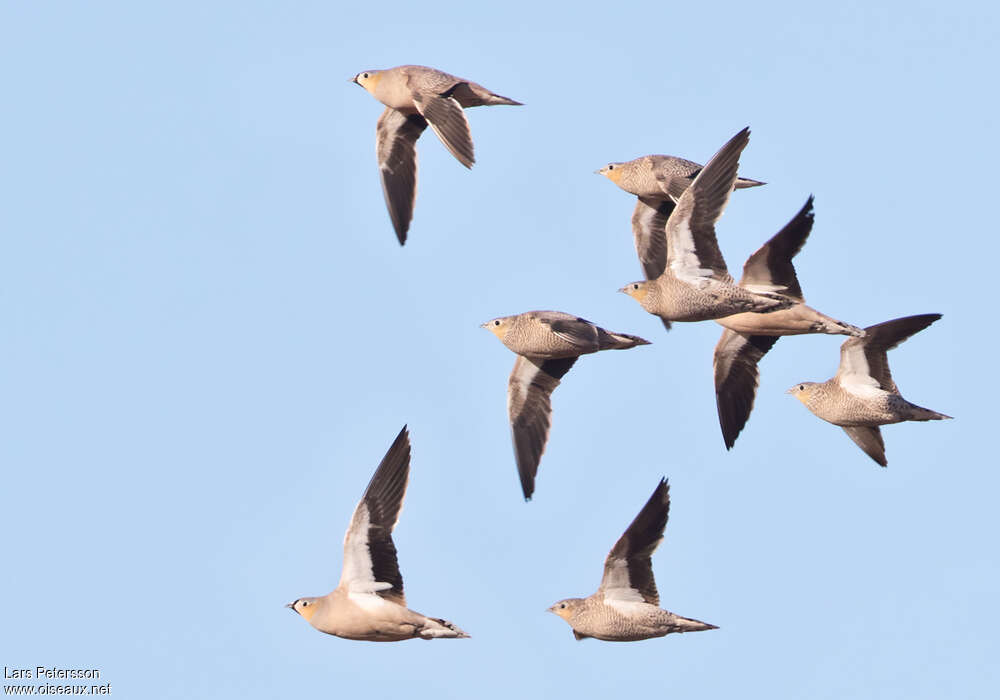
left=631, top=196, right=674, bottom=280
left=376, top=108, right=427, bottom=245
left=838, top=314, right=942, bottom=392
left=666, top=128, right=750, bottom=283
left=540, top=315, right=600, bottom=352
left=600, top=479, right=670, bottom=605
left=412, top=91, right=475, bottom=168
left=339, top=426, right=411, bottom=605
left=842, top=426, right=887, bottom=467
left=507, top=355, right=578, bottom=500
left=714, top=330, right=780, bottom=449
left=739, top=196, right=814, bottom=301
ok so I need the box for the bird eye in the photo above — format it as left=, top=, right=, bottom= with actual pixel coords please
left=799, top=385, right=804, bottom=391
left=608, top=164, right=614, bottom=170
left=301, top=600, right=309, bottom=607
left=362, top=73, right=369, bottom=79
left=559, top=603, right=566, bottom=609
left=632, top=283, right=639, bottom=290
left=494, top=320, right=501, bottom=326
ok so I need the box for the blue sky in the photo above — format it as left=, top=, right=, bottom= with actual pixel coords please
left=1, top=1, right=996, bottom=697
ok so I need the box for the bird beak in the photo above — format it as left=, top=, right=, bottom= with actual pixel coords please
left=617, top=286, right=629, bottom=294
left=784, top=387, right=795, bottom=394
left=349, top=76, right=359, bottom=85
left=593, top=169, right=602, bottom=175
left=285, top=602, right=296, bottom=611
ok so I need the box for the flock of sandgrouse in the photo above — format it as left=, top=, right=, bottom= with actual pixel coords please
left=286, top=65, right=952, bottom=643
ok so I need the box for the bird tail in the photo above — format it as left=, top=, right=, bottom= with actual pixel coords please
left=906, top=403, right=953, bottom=421
left=734, top=176, right=766, bottom=189
left=600, top=331, right=652, bottom=350
left=671, top=614, right=719, bottom=633
left=419, top=617, right=470, bottom=639
left=485, top=93, right=523, bottom=106
left=810, top=312, right=865, bottom=337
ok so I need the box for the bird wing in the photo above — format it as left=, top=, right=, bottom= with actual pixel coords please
left=600, top=479, right=671, bottom=606
left=738, top=196, right=814, bottom=301
left=665, top=128, right=750, bottom=284
left=339, top=426, right=410, bottom=605
left=842, top=426, right=887, bottom=467
left=631, top=196, right=674, bottom=280
left=507, top=355, right=578, bottom=500
left=538, top=314, right=600, bottom=351
left=713, top=330, right=780, bottom=449
left=837, top=314, right=942, bottom=393
left=376, top=108, right=427, bottom=245
left=412, top=88, right=475, bottom=168
left=650, top=155, right=702, bottom=201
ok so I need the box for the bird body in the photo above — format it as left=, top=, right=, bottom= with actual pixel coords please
left=482, top=311, right=649, bottom=500
left=295, top=588, right=464, bottom=642
left=287, top=427, right=468, bottom=641
left=788, top=314, right=952, bottom=466
left=488, top=310, right=648, bottom=359
left=352, top=65, right=521, bottom=244
left=599, top=154, right=763, bottom=201
left=625, top=272, right=792, bottom=323
left=549, top=479, right=717, bottom=641
left=550, top=596, right=715, bottom=642
left=793, top=379, right=946, bottom=427
left=717, top=304, right=861, bottom=337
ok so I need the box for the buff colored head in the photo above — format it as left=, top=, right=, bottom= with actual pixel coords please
left=480, top=316, right=513, bottom=341
left=619, top=281, right=650, bottom=303
left=286, top=597, right=321, bottom=622
left=595, top=162, right=625, bottom=184
left=351, top=70, right=383, bottom=94
left=547, top=598, right=585, bottom=621
left=786, top=382, right=821, bottom=405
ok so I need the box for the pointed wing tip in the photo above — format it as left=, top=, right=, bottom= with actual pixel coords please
left=390, top=216, right=410, bottom=245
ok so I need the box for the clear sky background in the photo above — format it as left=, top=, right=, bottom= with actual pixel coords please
left=2, top=1, right=996, bottom=697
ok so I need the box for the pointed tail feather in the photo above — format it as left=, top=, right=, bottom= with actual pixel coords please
left=672, top=614, right=718, bottom=633
left=908, top=405, right=953, bottom=421
left=419, top=617, right=470, bottom=639
left=486, top=92, right=522, bottom=106
left=602, top=331, right=651, bottom=350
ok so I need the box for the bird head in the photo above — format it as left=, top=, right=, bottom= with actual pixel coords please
left=619, top=281, right=650, bottom=303
left=351, top=70, right=382, bottom=94
left=547, top=598, right=584, bottom=621
left=286, top=597, right=320, bottom=622
left=786, top=382, right=820, bottom=405
left=595, top=162, right=624, bottom=184
left=480, top=316, right=512, bottom=341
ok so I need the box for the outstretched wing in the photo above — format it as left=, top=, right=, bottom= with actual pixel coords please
left=842, top=426, right=887, bottom=467
left=631, top=196, right=674, bottom=280
left=507, top=355, right=578, bottom=500
left=376, top=108, right=427, bottom=245
left=665, top=128, right=750, bottom=283
left=412, top=89, right=475, bottom=168
left=599, top=479, right=671, bottom=606
left=837, top=314, right=942, bottom=393
left=339, top=426, right=411, bottom=605
left=714, top=330, right=780, bottom=449
left=739, top=196, right=814, bottom=301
